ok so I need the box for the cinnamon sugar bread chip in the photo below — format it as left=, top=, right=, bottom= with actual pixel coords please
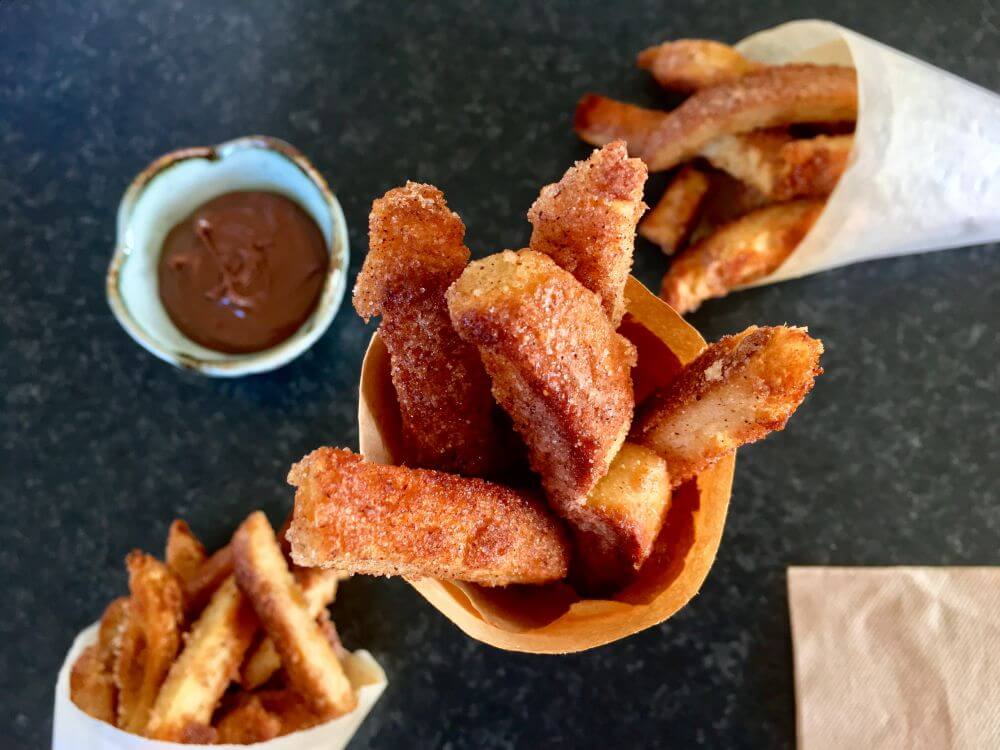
left=637, top=39, right=762, bottom=92
left=286, top=448, right=570, bottom=586
left=354, top=182, right=506, bottom=477
left=575, top=443, right=673, bottom=593
left=660, top=200, right=824, bottom=314
left=699, top=130, right=853, bottom=200
left=638, top=165, right=711, bottom=255
left=447, top=250, right=636, bottom=508
left=575, top=64, right=857, bottom=171
left=632, top=325, right=823, bottom=485
left=528, top=141, right=647, bottom=326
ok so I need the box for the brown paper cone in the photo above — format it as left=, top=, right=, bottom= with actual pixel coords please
left=357, top=277, right=735, bottom=653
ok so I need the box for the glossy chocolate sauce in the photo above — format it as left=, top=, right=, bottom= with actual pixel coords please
left=158, top=191, right=329, bottom=354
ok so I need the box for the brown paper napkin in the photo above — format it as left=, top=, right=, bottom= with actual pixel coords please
left=788, top=567, right=1000, bottom=749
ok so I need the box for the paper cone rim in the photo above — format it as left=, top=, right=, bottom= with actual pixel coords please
left=357, top=277, right=735, bottom=653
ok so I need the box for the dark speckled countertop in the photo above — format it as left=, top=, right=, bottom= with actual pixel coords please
left=2, top=2, right=998, bottom=748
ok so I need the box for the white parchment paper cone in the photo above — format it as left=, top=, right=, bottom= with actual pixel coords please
left=53, top=623, right=387, bottom=750
left=732, top=20, right=1000, bottom=287
left=788, top=567, right=1000, bottom=749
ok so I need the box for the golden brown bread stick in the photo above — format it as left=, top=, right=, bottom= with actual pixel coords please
left=637, top=39, right=762, bottom=92
left=700, top=131, right=853, bottom=200
left=660, top=199, right=824, bottom=314
left=96, top=596, right=129, bottom=673
left=164, top=520, right=207, bottom=587
left=528, top=141, right=647, bottom=326
left=234, top=512, right=357, bottom=719
left=638, top=165, right=711, bottom=254
left=771, top=134, right=853, bottom=201
left=287, top=448, right=571, bottom=586
left=214, top=694, right=282, bottom=744
left=631, top=325, right=823, bottom=485
left=575, top=443, right=672, bottom=593
left=145, top=576, right=257, bottom=741
left=447, top=250, right=636, bottom=511
left=180, top=543, right=233, bottom=616
left=576, top=65, right=857, bottom=171
left=239, top=567, right=342, bottom=690
left=574, top=95, right=668, bottom=154
left=354, top=182, right=505, bottom=476
left=70, top=645, right=116, bottom=724
left=115, top=552, right=183, bottom=734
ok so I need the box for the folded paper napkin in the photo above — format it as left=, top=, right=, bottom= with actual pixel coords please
left=788, top=567, right=1000, bottom=749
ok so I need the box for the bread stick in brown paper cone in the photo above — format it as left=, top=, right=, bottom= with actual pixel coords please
left=359, top=277, right=735, bottom=652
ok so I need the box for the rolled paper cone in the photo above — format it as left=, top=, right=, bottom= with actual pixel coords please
left=358, top=277, right=735, bottom=653
left=732, top=20, right=1000, bottom=287
left=53, top=622, right=387, bottom=750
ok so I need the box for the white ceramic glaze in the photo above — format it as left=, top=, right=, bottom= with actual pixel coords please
left=107, top=136, right=348, bottom=377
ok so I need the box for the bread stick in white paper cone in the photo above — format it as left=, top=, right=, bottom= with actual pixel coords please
left=53, top=623, right=387, bottom=750
left=733, top=19, right=1000, bottom=286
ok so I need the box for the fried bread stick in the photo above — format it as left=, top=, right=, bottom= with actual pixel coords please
left=354, top=182, right=505, bottom=476
left=528, top=141, right=647, bottom=326
left=660, top=199, right=824, bottom=313
left=286, top=448, right=570, bottom=586
left=240, top=568, right=343, bottom=690
left=631, top=325, right=823, bottom=484
left=115, top=552, right=183, bottom=734
left=576, top=65, right=857, bottom=171
left=447, top=250, right=640, bottom=589
left=638, top=165, right=711, bottom=254
left=233, top=512, right=357, bottom=719
left=637, top=39, right=761, bottom=92
left=700, top=131, right=853, bottom=200
left=447, top=250, right=636, bottom=509
left=145, top=576, right=257, bottom=741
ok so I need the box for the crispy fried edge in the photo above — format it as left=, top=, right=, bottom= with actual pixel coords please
left=631, top=325, right=823, bottom=484
left=165, top=520, right=208, bottom=586
left=240, top=568, right=342, bottom=690
left=527, top=140, right=648, bottom=326
left=638, top=165, right=711, bottom=254
left=637, top=39, right=762, bottom=91
left=145, top=575, right=257, bottom=741
left=233, top=512, right=357, bottom=719
left=660, top=199, right=824, bottom=314
left=286, top=448, right=571, bottom=586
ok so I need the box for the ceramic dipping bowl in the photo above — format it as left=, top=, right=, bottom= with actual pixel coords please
left=107, top=135, right=348, bottom=377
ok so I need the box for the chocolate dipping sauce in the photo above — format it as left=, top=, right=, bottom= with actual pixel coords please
left=158, top=191, right=329, bottom=354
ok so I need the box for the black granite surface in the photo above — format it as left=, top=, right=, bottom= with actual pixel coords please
left=2, top=1, right=998, bottom=748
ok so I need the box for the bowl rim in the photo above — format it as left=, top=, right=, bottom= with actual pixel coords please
left=106, top=135, right=349, bottom=377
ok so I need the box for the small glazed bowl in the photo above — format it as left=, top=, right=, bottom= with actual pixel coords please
left=107, top=136, right=349, bottom=377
